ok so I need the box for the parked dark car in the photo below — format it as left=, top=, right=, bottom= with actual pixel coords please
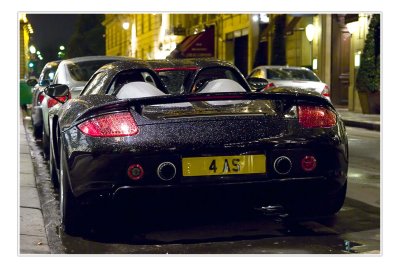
left=45, top=60, right=348, bottom=235
left=30, top=61, right=60, bottom=138
left=147, top=58, right=253, bottom=94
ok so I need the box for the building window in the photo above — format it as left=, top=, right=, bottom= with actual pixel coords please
left=148, top=14, right=151, bottom=31
left=141, top=14, right=144, bottom=34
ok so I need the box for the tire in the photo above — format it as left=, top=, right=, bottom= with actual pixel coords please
left=33, top=125, right=43, bottom=139
left=49, top=138, right=59, bottom=188
left=42, top=126, right=50, bottom=160
left=59, top=141, right=83, bottom=235
left=31, top=117, right=43, bottom=139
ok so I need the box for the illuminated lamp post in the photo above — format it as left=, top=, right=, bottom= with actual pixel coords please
left=29, top=45, right=36, bottom=54
left=58, top=45, right=66, bottom=59
left=305, top=24, right=316, bottom=68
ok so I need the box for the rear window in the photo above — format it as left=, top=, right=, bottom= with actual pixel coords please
left=156, top=69, right=195, bottom=95
left=67, top=60, right=116, bottom=82
left=267, top=68, right=320, bottom=82
left=39, top=64, right=59, bottom=85
left=192, top=67, right=249, bottom=92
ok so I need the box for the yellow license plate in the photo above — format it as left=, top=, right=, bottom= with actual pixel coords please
left=182, top=154, right=266, bottom=177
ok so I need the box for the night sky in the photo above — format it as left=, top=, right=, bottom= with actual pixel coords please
left=26, top=14, right=79, bottom=62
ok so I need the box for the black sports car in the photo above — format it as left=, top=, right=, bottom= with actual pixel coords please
left=45, top=60, right=348, bottom=234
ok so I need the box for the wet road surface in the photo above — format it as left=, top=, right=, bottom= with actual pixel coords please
left=22, top=115, right=380, bottom=254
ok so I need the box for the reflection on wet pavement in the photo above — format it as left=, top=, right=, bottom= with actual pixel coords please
left=57, top=198, right=379, bottom=254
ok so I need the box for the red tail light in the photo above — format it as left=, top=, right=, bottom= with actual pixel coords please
left=298, top=105, right=336, bottom=128
left=127, top=164, right=144, bottom=180
left=47, top=94, right=70, bottom=108
left=78, top=112, right=139, bottom=137
left=322, top=84, right=330, bottom=97
left=301, top=155, right=317, bottom=172
left=263, top=82, right=276, bottom=91
left=38, top=92, right=45, bottom=105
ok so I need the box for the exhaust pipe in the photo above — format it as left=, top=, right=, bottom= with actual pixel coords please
left=157, top=162, right=177, bottom=181
left=255, top=205, right=287, bottom=216
left=273, top=156, right=292, bottom=175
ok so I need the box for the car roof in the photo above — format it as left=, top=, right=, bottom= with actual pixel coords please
left=61, top=55, right=133, bottom=64
left=44, top=60, right=61, bottom=67
left=93, top=59, right=157, bottom=77
left=256, top=65, right=313, bottom=71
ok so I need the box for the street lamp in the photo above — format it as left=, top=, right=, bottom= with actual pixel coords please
left=305, top=24, right=316, bottom=42
left=252, top=15, right=259, bottom=23
left=305, top=24, right=316, bottom=68
left=29, top=45, right=36, bottom=54
left=122, top=22, right=130, bottom=30
left=346, top=21, right=358, bottom=35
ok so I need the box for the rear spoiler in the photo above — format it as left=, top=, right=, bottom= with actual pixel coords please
left=75, top=91, right=333, bottom=122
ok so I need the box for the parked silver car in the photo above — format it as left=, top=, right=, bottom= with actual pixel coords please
left=248, top=66, right=331, bottom=101
left=30, top=60, right=60, bottom=138
left=41, top=56, right=130, bottom=159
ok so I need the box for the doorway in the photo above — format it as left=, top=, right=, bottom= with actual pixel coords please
left=234, top=35, right=249, bottom=76
left=331, top=15, right=351, bottom=106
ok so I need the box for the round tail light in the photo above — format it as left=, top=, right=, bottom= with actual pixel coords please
left=301, top=156, right=317, bottom=172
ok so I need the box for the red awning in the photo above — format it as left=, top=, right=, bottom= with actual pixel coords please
left=168, top=26, right=215, bottom=59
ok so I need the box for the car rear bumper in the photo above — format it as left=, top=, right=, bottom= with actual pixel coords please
left=75, top=174, right=347, bottom=211
left=65, top=150, right=347, bottom=208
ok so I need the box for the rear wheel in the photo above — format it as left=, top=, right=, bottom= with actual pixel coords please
left=31, top=116, right=42, bottom=139
left=33, top=125, right=42, bottom=139
left=42, top=126, right=50, bottom=160
left=59, top=141, right=84, bottom=235
left=49, top=137, right=59, bottom=188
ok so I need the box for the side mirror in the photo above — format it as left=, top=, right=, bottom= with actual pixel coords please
left=44, top=84, right=70, bottom=104
left=26, top=78, right=38, bottom=87
left=247, top=77, right=269, bottom=92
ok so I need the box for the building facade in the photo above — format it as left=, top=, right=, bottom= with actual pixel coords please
left=19, top=13, right=33, bottom=79
left=103, top=13, right=376, bottom=113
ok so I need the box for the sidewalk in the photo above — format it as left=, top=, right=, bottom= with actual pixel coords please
left=336, top=108, right=381, bottom=131
left=19, top=110, right=50, bottom=254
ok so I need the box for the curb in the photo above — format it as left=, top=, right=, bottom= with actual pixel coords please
left=342, top=119, right=380, bottom=132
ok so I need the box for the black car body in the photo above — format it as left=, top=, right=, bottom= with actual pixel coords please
left=46, top=60, right=348, bottom=234
left=30, top=60, right=60, bottom=138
